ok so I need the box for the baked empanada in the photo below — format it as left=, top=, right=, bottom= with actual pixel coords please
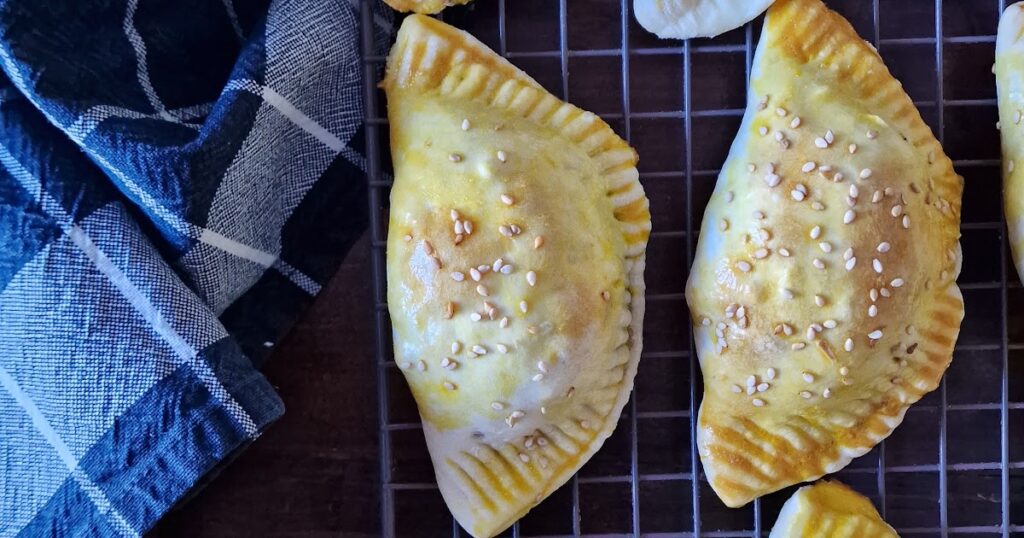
left=770, top=481, right=898, bottom=537
left=686, top=0, right=964, bottom=507
left=383, top=0, right=472, bottom=14
left=997, top=2, right=1024, bottom=283
left=634, top=0, right=775, bottom=40
left=384, top=15, right=650, bottom=538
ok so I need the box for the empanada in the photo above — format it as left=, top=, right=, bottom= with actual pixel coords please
left=686, top=0, right=964, bottom=507
left=384, top=15, right=650, bottom=538
left=634, top=0, right=775, bottom=40
left=997, top=2, right=1024, bottom=283
left=770, top=481, right=898, bottom=537
left=383, top=0, right=472, bottom=14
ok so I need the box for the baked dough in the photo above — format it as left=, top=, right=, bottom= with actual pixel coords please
left=384, top=15, right=650, bottom=538
left=769, top=481, right=899, bottom=537
left=997, top=2, right=1024, bottom=283
left=686, top=0, right=964, bottom=507
left=383, top=0, right=472, bottom=14
left=634, top=0, right=775, bottom=40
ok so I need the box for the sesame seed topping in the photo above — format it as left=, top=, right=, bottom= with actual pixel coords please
left=526, top=271, right=537, bottom=286
left=824, top=319, right=837, bottom=329
left=443, top=381, right=456, bottom=390
left=759, top=126, right=769, bottom=136
left=791, top=189, right=806, bottom=201
left=849, top=143, right=858, bottom=154
left=765, top=174, right=781, bottom=187
left=782, top=323, right=794, bottom=336
left=839, top=366, right=849, bottom=376
left=1016, top=111, right=1022, bottom=125
left=825, top=130, right=835, bottom=144
left=872, top=190, right=883, bottom=203
left=781, top=288, right=794, bottom=299
left=813, top=258, right=825, bottom=269
left=860, top=168, right=873, bottom=179
left=417, top=360, right=427, bottom=371
left=873, top=259, right=883, bottom=273
left=815, top=295, right=826, bottom=307
left=890, top=278, right=905, bottom=288
left=812, top=201, right=825, bottom=211
left=815, top=137, right=828, bottom=148
left=461, top=119, right=470, bottom=130
left=720, top=219, right=729, bottom=231
left=501, top=194, right=515, bottom=205
left=806, top=327, right=817, bottom=340
left=400, top=361, right=412, bottom=370
left=472, top=345, right=487, bottom=355
left=492, top=258, right=504, bottom=272
left=449, top=153, right=463, bottom=162
left=451, top=271, right=465, bottom=282
left=464, top=220, right=473, bottom=234
left=477, top=285, right=489, bottom=296
left=800, top=391, right=813, bottom=399
left=753, top=248, right=769, bottom=259
left=752, top=398, right=766, bottom=407
left=891, top=204, right=903, bottom=218
left=810, top=226, right=822, bottom=239
left=779, top=248, right=791, bottom=257
left=725, top=191, right=735, bottom=203
left=843, top=210, right=856, bottom=224
left=792, top=342, right=806, bottom=350
left=579, top=420, right=591, bottom=430
left=819, top=242, right=832, bottom=253
left=403, top=234, right=412, bottom=242
left=880, top=286, right=891, bottom=298
left=850, top=184, right=860, bottom=198
left=520, top=300, right=528, bottom=313
left=823, top=388, right=832, bottom=398
left=757, top=382, right=769, bottom=392
left=776, top=107, right=788, bottom=116
left=731, top=384, right=742, bottom=393
left=774, top=131, right=785, bottom=142
left=518, top=453, right=529, bottom=463
left=496, top=150, right=507, bottom=162
left=537, top=361, right=548, bottom=373
left=902, top=215, right=911, bottom=229
left=843, top=248, right=854, bottom=261
left=753, top=210, right=765, bottom=220
left=747, top=375, right=758, bottom=387
left=802, top=161, right=817, bottom=173
left=499, top=225, right=512, bottom=237
left=497, top=344, right=508, bottom=353
left=869, top=304, right=878, bottom=317
left=500, top=265, right=513, bottom=274
left=533, top=236, right=545, bottom=249
left=870, top=288, right=879, bottom=301
left=867, top=130, right=878, bottom=139
left=470, top=312, right=482, bottom=322
left=791, top=116, right=802, bottom=128
left=844, top=338, right=854, bottom=352
left=440, top=357, right=454, bottom=368
left=747, top=163, right=756, bottom=172
left=500, top=316, right=509, bottom=327
left=802, top=372, right=815, bottom=383
left=601, top=290, right=611, bottom=301
left=868, top=330, right=883, bottom=340
left=846, top=256, right=858, bottom=271
left=454, top=220, right=465, bottom=235
left=736, top=261, right=753, bottom=273
left=452, top=341, right=462, bottom=354
left=877, top=242, right=891, bottom=253
left=469, top=268, right=481, bottom=281
left=767, top=368, right=777, bottom=380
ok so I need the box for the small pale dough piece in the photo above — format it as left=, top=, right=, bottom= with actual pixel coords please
left=634, top=0, right=775, bottom=40
left=770, top=481, right=899, bottom=537
left=384, top=15, right=651, bottom=538
left=997, top=2, right=1024, bottom=283
left=383, top=0, right=472, bottom=14
left=686, top=0, right=964, bottom=508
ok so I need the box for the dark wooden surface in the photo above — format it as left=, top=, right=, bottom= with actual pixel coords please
left=149, top=232, right=381, bottom=537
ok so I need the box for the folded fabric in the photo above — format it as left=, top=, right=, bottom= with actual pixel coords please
left=0, top=0, right=391, bottom=535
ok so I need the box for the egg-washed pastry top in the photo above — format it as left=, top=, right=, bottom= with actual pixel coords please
left=634, top=0, right=775, bottom=40
left=769, top=481, right=899, bottom=537
left=382, top=0, right=472, bottom=14
left=997, top=2, right=1024, bottom=284
left=685, top=0, right=964, bottom=508
left=383, top=14, right=651, bottom=538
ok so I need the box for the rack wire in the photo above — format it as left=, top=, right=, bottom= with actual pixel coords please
left=360, top=0, right=1024, bottom=535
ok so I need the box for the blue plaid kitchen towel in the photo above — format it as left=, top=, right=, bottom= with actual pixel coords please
left=0, top=0, right=391, bottom=535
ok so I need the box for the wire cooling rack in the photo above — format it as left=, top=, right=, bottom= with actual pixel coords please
left=360, top=0, right=1024, bottom=535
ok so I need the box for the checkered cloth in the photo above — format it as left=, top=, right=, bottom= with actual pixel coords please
left=0, top=0, right=391, bottom=535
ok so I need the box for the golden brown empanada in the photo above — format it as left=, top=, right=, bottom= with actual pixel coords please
left=382, top=0, right=472, bottom=14
left=384, top=14, right=650, bottom=538
left=769, top=481, right=899, bottom=537
left=634, top=0, right=775, bottom=40
left=997, top=2, right=1024, bottom=283
left=686, top=0, right=964, bottom=507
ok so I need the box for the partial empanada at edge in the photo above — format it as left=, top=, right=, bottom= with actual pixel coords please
left=383, top=15, right=651, bottom=538
left=997, top=2, right=1024, bottom=283
left=769, top=481, right=899, bottom=537
left=686, top=0, right=964, bottom=508
left=383, top=0, right=473, bottom=14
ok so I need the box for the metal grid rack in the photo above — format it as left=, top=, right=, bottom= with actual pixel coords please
left=360, top=0, right=1024, bottom=535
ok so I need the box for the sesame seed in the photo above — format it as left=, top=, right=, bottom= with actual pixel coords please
left=500, top=265, right=513, bottom=274
left=796, top=183, right=807, bottom=194
left=868, top=330, right=883, bottom=340
left=753, top=248, right=769, bottom=259
left=526, top=271, right=537, bottom=286
left=802, top=161, right=817, bottom=173
left=825, top=130, right=835, bottom=144
left=843, top=248, right=854, bottom=261
left=510, top=224, right=521, bottom=235
left=472, top=345, right=487, bottom=355
left=819, top=242, right=832, bottom=253
left=781, top=288, right=794, bottom=299
left=791, top=116, right=802, bottom=128
left=824, top=319, right=837, bottom=329
left=872, top=190, right=883, bottom=203
left=461, top=119, right=471, bottom=131
left=759, top=126, right=769, bottom=136
left=870, top=288, right=879, bottom=301
left=791, top=189, right=806, bottom=201
left=444, top=302, right=455, bottom=319
left=867, top=130, right=878, bottom=139
left=806, top=327, right=817, bottom=340
left=518, top=453, right=530, bottom=463
left=470, top=312, right=482, bottom=321
left=451, top=271, right=465, bottom=282
left=846, top=257, right=857, bottom=271
left=764, top=173, right=781, bottom=187
left=782, top=323, right=794, bottom=336
left=792, top=342, right=806, bottom=350
left=452, top=342, right=462, bottom=354
left=417, top=360, right=427, bottom=371
left=812, top=201, right=825, bottom=211
left=449, top=153, right=463, bottom=162
left=813, top=258, right=825, bottom=269
left=774, top=131, right=785, bottom=142
left=891, top=205, right=903, bottom=218
left=1016, top=111, right=1022, bottom=125
left=537, top=361, right=548, bottom=373
left=869, top=304, right=878, bottom=317
left=844, top=338, right=854, bottom=352
left=496, top=150, right=507, bottom=162
left=443, top=381, right=456, bottom=390
left=464, top=221, right=473, bottom=234
left=752, top=398, right=766, bottom=407
left=810, top=226, right=822, bottom=239
left=511, top=410, right=525, bottom=419
left=499, top=225, right=512, bottom=237
left=477, top=285, right=489, bottom=296
left=802, top=372, right=815, bottom=383
left=731, top=384, right=743, bottom=393
left=823, top=388, right=832, bottom=398
left=520, top=300, right=528, bottom=313
left=579, top=420, right=591, bottom=430
left=500, top=316, right=509, bottom=327
left=492, top=258, right=504, bottom=272
left=501, top=194, right=515, bottom=206
left=860, top=168, right=873, bottom=179
left=843, top=210, right=856, bottom=224
left=877, top=242, right=891, bottom=253
left=873, top=259, right=883, bottom=273
left=767, top=368, right=777, bottom=380
left=849, top=184, right=860, bottom=198
left=815, top=294, right=826, bottom=307
left=849, top=143, right=858, bottom=154
left=902, top=215, right=910, bottom=229
left=400, top=361, right=412, bottom=370
left=776, top=107, right=788, bottom=117
left=889, top=278, right=905, bottom=289
left=779, top=247, right=791, bottom=257
left=800, top=391, right=813, bottom=399
left=815, top=137, right=828, bottom=148
left=747, top=163, right=757, bottom=172
left=736, top=261, right=752, bottom=273
left=753, top=210, right=765, bottom=220
left=757, top=382, right=769, bottom=392
left=720, top=219, right=729, bottom=231
left=403, top=234, right=412, bottom=242
left=469, top=268, right=481, bottom=281
left=454, top=220, right=465, bottom=234
left=440, top=357, right=453, bottom=368
left=746, top=375, right=758, bottom=387
left=725, top=191, right=735, bottom=203
left=839, top=366, right=849, bottom=376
